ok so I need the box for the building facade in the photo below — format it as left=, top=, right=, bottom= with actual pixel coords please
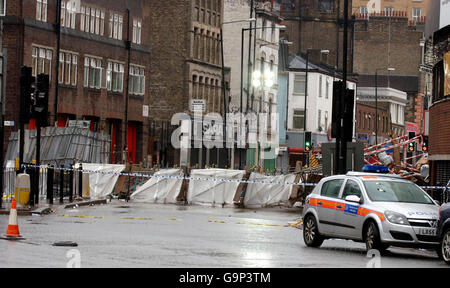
left=356, top=87, right=407, bottom=140
left=286, top=54, right=357, bottom=168
left=352, top=0, right=431, bottom=22
left=353, top=13, right=425, bottom=135
left=149, top=0, right=228, bottom=168
left=355, top=102, right=390, bottom=146
left=2, top=0, right=151, bottom=165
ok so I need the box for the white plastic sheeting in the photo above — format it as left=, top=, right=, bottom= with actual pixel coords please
left=244, top=173, right=297, bottom=208
left=82, top=163, right=125, bottom=200
left=130, top=169, right=184, bottom=204
left=187, top=169, right=245, bottom=206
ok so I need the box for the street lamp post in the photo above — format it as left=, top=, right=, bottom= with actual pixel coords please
left=239, top=24, right=285, bottom=169
left=221, top=18, right=255, bottom=169
left=375, top=67, right=395, bottom=146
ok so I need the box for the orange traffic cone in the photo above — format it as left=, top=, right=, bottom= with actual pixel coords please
left=5, top=198, right=22, bottom=239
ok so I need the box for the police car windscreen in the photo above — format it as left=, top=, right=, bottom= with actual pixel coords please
left=363, top=181, right=434, bottom=204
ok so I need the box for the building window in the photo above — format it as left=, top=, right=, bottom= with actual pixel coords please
left=194, top=0, right=200, bottom=21
left=412, top=8, right=421, bottom=21
left=32, top=46, right=52, bottom=79
left=106, top=61, right=124, bottom=92
left=84, top=56, right=102, bottom=89
left=326, top=80, right=330, bottom=99
left=318, top=0, right=334, bottom=12
left=109, top=13, right=123, bottom=40
left=360, top=6, right=368, bottom=15
left=59, top=51, right=77, bottom=86
left=294, top=74, right=305, bottom=95
left=318, top=109, right=322, bottom=130
left=0, top=0, right=6, bottom=16
left=36, top=0, right=48, bottom=22
left=61, top=0, right=76, bottom=29
left=319, top=76, right=322, bottom=98
left=293, top=110, right=305, bottom=130
left=385, top=7, right=394, bottom=16
left=80, top=6, right=105, bottom=35
left=132, top=19, right=142, bottom=44
left=129, top=65, right=145, bottom=95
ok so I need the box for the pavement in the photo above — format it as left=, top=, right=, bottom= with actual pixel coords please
left=0, top=198, right=108, bottom=216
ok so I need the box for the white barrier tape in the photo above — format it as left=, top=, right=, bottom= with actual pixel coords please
left=21, top=164, right=449, bottom=190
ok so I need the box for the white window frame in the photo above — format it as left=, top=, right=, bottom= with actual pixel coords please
left=32, top=45, right=52, bottom=80
left=293, top=74, right=306, bottom=95
left=106, top=61, right=124, bottom=93
left=412, top=8, right=421, bottom=21
left=59, top=51, right=78, bottom=86
left=0, top=0, right=5, bottom=16
left=129, top=65, right=145, bottom=95
left=36, top=0, right=48, bottom=22
left=133, top=19, right=142, bottom=44
left=84, top=56, right=102, bottom=89
left=293, top=110, right=305, bottom=130
left=109, top=13, right=123, bottom=40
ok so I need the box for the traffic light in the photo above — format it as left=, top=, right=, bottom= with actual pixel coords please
left=20, top=66, right=35, bottom=124
left=408, top=141, right=415, bottom=153
left=422, top=136, right=428, bottom=152
left=305, top=131, right=312, bottom=152
left=34, top=74, right=49, bottom=127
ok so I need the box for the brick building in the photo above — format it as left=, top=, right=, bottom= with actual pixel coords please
left=427, top=23, right=450, bottom=187
left=355, top=102, right=390, bottom=145
left=1, top=0, right=151, bottom=165
left=352, top=0, right=431, bottom=22
left=280, top=0, right=354, bottom=74
left=353, top=13, right=426, bottom=135
left=148, top=0, right=229, bottom=168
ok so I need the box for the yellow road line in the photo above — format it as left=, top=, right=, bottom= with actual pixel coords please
left=120, top=217, right=153, bottom=221
left=55, top=214, right=106, bottom=219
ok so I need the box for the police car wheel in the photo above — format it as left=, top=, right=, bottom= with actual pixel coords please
left=365, top=221, right=385, bottom=252
left=442, top=229, right=450, bottom=265
left=303, top=215, right=324, bottom=248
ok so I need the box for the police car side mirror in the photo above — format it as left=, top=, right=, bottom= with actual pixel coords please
left=345, top=195, right=362, bottom=204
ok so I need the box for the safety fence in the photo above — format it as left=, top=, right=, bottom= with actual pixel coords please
left=2, top=165, right=449, bottom=207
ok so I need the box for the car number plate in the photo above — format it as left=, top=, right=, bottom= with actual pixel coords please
left=417, top=228, right=437, bottom=236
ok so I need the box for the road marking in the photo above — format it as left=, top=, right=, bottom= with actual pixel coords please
left=55, top=214, right=106, bottom=219
left=207, top=220, right=298, bottom=228
left=208, top=220, right=226, bottom=223
left=120, top=217, right=153, bottom=221
left=168, top=218, right=180, bottom=221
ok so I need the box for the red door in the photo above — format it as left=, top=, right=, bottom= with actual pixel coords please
left=127, top=123, right=137, bottom=164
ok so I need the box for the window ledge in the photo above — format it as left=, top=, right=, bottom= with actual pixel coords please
left=83, top=87, right=102, bottom=93
left=59, top=83, right=77, bottom=89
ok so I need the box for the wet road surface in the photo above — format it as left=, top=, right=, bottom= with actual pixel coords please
left=0, top=200, right=447, bottom=268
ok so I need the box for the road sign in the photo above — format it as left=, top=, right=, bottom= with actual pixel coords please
left=4, top=121, right=15, bottom=127
left=190, top=99, right=206, bottom=113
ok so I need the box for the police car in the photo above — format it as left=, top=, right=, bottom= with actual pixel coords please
left=302, top=171, right=440, bottom=252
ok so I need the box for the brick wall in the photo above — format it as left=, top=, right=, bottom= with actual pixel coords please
left=353, top=16, right=422, bottom=76
left=429, top=99, right=450, bottom=156
left=3, top=0, right=152, bottom=164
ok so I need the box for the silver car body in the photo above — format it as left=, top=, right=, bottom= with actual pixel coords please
left=302, top=172, right=440, bottom=248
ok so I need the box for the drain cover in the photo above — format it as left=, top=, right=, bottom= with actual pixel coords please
left=52, top=241, right=78, bottom=247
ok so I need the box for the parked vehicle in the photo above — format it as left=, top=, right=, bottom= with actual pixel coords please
left=437, top=202, right=450, bottom=265
left=302, top=172, right=440, bottom=252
